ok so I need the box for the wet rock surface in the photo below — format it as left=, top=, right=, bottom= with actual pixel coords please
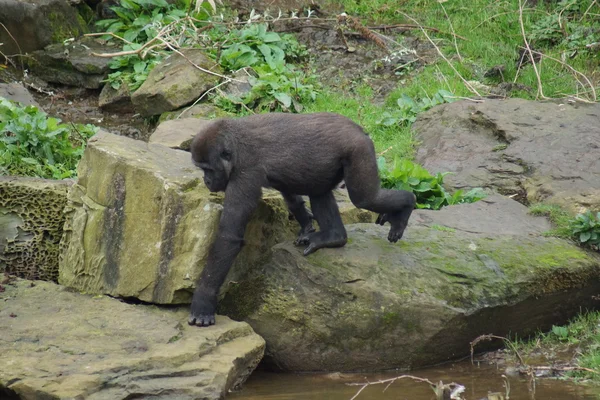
left=0, top=279, right=265, bottom=400
left=219, top=195, right=600, bottom=371
left=414, top=98, right=600, bottom=212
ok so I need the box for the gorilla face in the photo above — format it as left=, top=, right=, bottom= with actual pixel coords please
left=193, top=159, right=229, bottom=193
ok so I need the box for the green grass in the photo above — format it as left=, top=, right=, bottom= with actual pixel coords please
left=304, top=84, right=416, bottom=161
left=509, top=311, right=600, bottom=382
left=330, top=0, right=599, bottom=101
left=528, top=203, right=574, bottom=238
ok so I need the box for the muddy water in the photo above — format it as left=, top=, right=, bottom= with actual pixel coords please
left=230, top=361, right=600, bottom=400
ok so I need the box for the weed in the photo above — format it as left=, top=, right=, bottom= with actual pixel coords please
left=377, top=157, right=485, bottom=210
left=0, top=97, right=97, bottom=179
left=571, top=211, right=600, bottom=249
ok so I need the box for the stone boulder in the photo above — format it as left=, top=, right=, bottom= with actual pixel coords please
left=131, top=50, right=223, bottom=117
left=0, top=82, right=40, bottom=107
left=59, top=130, right=372, bottom=304
left=0, top=0, right=88, bottom=56
left=0, top=279, right=265, bottom=400
left=149, top=117, right=212, bottom=150
left=414, top=98, right=600, bottom=213
left=98, top=83, right=134, bottom=113
left=218, top=195, right=600, bottom=371
left=0, top=176, right=72, bottom=281
left=26, top=37, right=118, bottom=89
left=158, top=103, right=227, bottom=123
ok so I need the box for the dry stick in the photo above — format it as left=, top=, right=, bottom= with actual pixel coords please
left=518, top=0, right=546, bottom=99
left=439, top=1, right=462, bottom=62
left=580, top=0, right=598, bottom=21
left=367, top=24, right=468, bottom=41
left=0, top=22, right=22, bottom=69
left=347, top=375, right=437, bottom=400
left=398, top=11, right=481, bottom=97
left=176, top=79, right=233, bottom=119
left=528, top=48, right=597, bottom=102
left=156, top=36, right=242, bottom=82
left=473, top=8, right=543, bottom=29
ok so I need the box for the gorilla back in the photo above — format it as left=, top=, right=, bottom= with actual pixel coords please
left=188, top=112, right=416, bottom=327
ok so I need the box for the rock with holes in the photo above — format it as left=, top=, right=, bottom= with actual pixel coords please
left=414, top=98, right=600, bottom=213
left=0, top=176, right=73, bottom=281
left=0, top=278, right=265, bottom=399
left=219, top=195, right=600, bottom=371
left=58, top=130, right=372, bottom=304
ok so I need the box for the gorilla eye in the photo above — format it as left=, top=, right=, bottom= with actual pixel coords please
left=220, top=150, right=232, bottom=161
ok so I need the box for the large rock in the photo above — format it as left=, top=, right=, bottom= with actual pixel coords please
left=218, top=195, right=600, bottom=371
left=26, top=37, right=118, bottom=89
left=0, top=176, right=72, bottom=281
left=131, top=50, right=223, bottom=117
left=149, top=117, right=213, bottom=150
left=414, top=98, right=600, bottom=213
left=0, top=0, right=88, bottom=56
left=0, top=82, right=40, bottom=107
left=59, top=131, right=371, bottom=304
left=0, top=279, right=265, bottom=400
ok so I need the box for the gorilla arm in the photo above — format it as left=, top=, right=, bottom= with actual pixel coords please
left=188, top=173, right=263, bottom=327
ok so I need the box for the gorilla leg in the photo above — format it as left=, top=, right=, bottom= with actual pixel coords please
left=281, top=193, right=315, bottom=241
left=296, top=191, right=347, bottom=256
left=344, top=142, right=416, bottom=243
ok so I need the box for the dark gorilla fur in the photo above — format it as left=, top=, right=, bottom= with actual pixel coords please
left=188, top=112, right=416, bottom=326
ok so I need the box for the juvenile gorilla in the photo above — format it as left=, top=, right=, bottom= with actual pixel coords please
left=189, top=112, right=416, bottom=326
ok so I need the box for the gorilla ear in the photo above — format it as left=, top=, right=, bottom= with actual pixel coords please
left=220, top=149, right=232, bottom=161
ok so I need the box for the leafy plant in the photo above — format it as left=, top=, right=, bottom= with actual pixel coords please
left=571, top=211, right=600, bottom=249
left=95, top=0, right=187, bottom=43
left=377, top=90, right=455, bottom=127
left=377, top=157, right=485, bottom=210
left=104, top=49, right=161, bottom=91
left=219, top=64, right=319, bottom=112
left=0, top=97, right=97, bottom=179
left=218, top=23, right=308, bottom=71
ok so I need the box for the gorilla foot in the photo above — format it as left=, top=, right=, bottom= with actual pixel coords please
left=295, top=231, right=347, bottom=256
left=188, top=313, right=216, bottom=327
left=376, top=213, right=389, bottom=226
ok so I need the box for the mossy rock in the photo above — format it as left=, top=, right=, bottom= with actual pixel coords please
left=219, top=197, right=600, bottom=371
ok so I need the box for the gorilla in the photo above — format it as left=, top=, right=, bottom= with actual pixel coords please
left=188, top=112, right=416, bottom=326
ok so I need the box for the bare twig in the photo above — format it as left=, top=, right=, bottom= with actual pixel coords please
left=518, top=0, right=546, bottom=99
left=177, top=79, right=232, bottom=119
left=367, top=24, right=468, bottom=41
left=397, top=11, right=481, bottom=97
left=580, top=0, right=598, bottom=21
left=527, top=48, right=597, bottom=102
left=439, top=2, right=462, bottom=61
left=0, top=22, right=22, bottom=69
left=347, top=375, right=437, bottom=400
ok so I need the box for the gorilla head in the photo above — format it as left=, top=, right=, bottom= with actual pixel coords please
left=190, top=121, right=232, bottom=193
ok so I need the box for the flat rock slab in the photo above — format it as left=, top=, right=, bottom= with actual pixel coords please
left=0, top=83, right=40, bottom=107
left=414, top=98, right=600, bottom=213
left=219, top=195, right=600, bottom=371
left=26, top=37, right=118, bottom=89
left=149, top=117, right=213, bottom=150
left=0, top=279, right=265, bottom=400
